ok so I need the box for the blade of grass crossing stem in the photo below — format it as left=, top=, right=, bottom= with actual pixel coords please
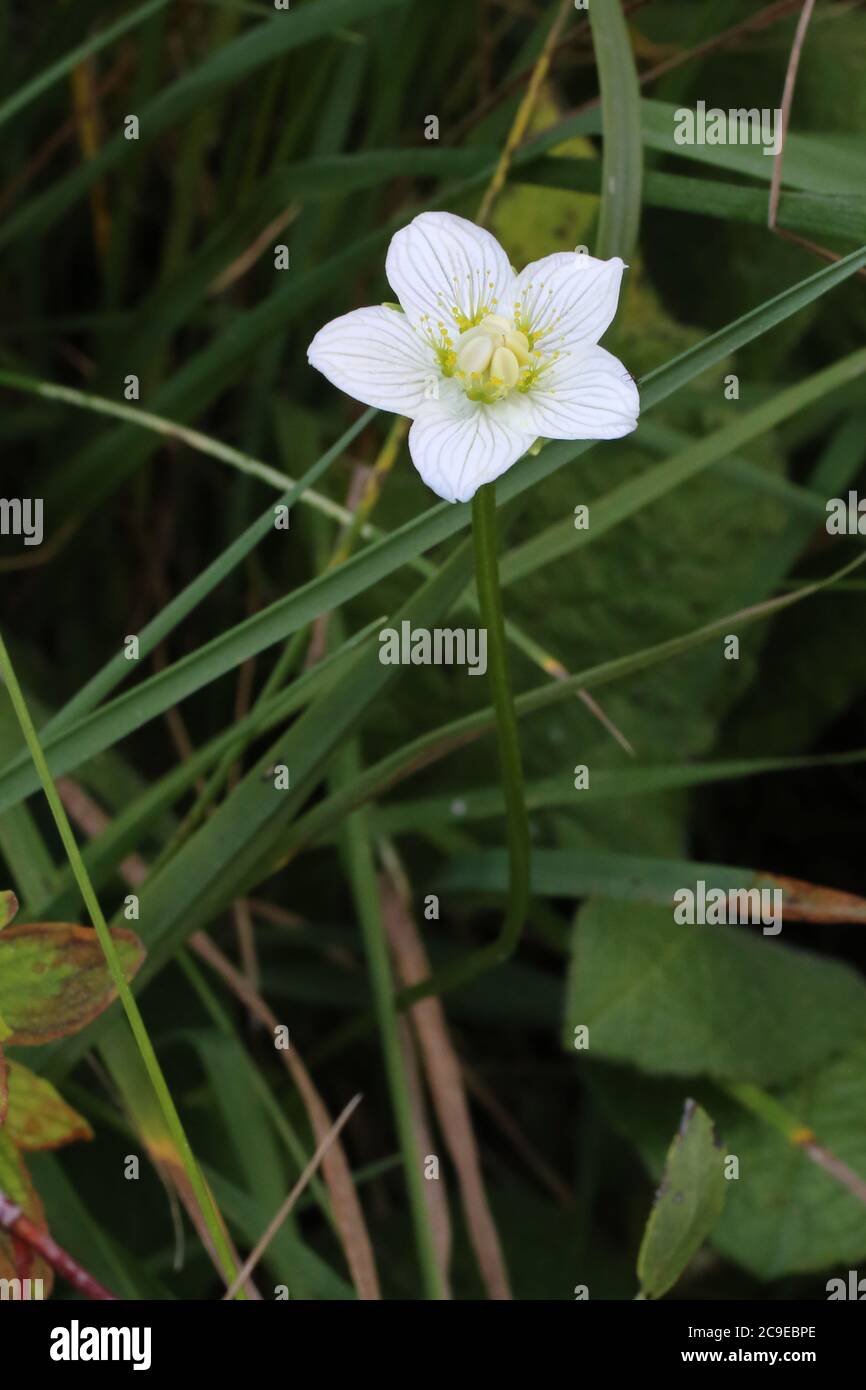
left=589, top=0, right=642, bottom=259
left=0, top=631, right=243, bottom=1294
left=340, top=741, right=446, bottom=1300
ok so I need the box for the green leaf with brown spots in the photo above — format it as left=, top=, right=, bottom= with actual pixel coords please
left=3, top=1061, right=92, bottom=1151
left=0, top=922, right=144, bottom=1046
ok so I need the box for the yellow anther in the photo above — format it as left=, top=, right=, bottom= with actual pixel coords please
left=490, top=346, right=519, bottom=390
left=504, top=329, right=530, bottom=364
left=457, top=333, right=494, bottom=375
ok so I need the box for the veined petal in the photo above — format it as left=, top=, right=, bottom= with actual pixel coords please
left=407, top=384, right=535, bottom=504
left=522, top=345, right=639, bottom=441
left=515, top=252, right=626, bottom=355
left=386, top=211, right=517, bottom=340
left=307, top=305, right=437, bottom=417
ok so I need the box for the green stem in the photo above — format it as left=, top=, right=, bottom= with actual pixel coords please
left=393, top=481, right=530, bottom=1008
left=0, top=633, right=243, bottom=1295
left=469, top=481, right=531, bottom=959
left=722, top=1081, right=813, bottom=1144
left=723, top=1081, right=866, bottom=1201
left=310, top=485, right=532, bottom=1071
left=339, top=741, right=446, bottom=1301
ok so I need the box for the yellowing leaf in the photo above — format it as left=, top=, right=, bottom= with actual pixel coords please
left=4, top=1060, right=92, bottom=1151
left=0, top=1130, right=53, bottom=1293
left=0, top=922, right=144, bottom=1046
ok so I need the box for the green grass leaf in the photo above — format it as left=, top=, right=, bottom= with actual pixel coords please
left=436, top=848, right=866, bottom=925
left=589, top=0, right=642, bottom=258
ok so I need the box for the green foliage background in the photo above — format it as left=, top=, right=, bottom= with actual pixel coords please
left=1, top=0, right=866, bottom=1301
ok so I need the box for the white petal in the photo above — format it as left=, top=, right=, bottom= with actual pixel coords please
left=522, top=345, right=640, bottom=441
left=307, top=305, right=436, bottom=416
left=515, top=252, right=626, bottom=354
left=386, top=211, right=517, bottom=338
left=408, top=385, right=536, bottom=504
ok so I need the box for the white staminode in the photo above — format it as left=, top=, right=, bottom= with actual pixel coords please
left=307, top=211, right=639, bottom=503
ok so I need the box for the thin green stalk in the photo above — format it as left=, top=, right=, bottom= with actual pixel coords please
left=723, top=1081, right=866, bottom=1206
left=386, top=482, right=531, bottom=1011
left=0, top=632, right=243, bottom=1295
left=339, top=741, right=447, bottom=1301
left=468, top=481, right=531, bottom=965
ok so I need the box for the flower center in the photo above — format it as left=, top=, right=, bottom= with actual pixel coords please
left=453, top=314, right=533, bottom=403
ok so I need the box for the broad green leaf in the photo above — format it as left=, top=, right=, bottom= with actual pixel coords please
left=564, top=899, right=866, bottom=1085
left=0, top=923, right=143, bottom=1046
left=636, top=1100, right=726, bottom=1300
left=4, top=1061, right=92, bottom=1151
left=714, top=1040, right=866, bottom=1278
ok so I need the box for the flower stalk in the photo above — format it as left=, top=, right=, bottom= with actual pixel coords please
left=384, top=482, right=530, bottom=1012
left=470, top=481, right=531, bottom=962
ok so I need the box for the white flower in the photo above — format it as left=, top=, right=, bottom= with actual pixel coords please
left=307, top=211, right=639, bottom=504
